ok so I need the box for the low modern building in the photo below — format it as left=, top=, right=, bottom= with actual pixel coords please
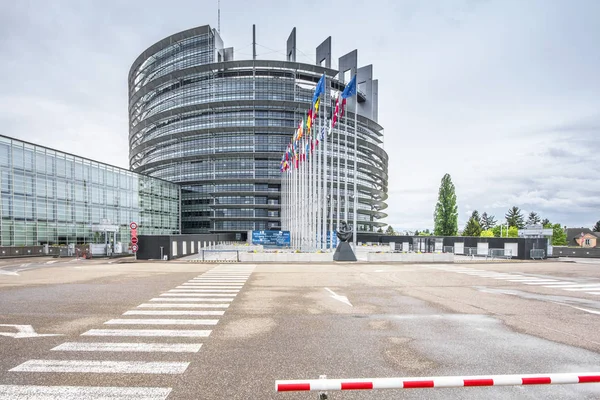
left=0, top=135, right=180, bottom=248
left=128, top=24, right=388, bottom=236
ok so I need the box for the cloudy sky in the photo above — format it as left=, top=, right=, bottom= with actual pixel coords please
left=1, top=0, right=598, bottom=231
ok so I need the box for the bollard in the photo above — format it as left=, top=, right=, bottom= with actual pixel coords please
left=319, top=375, right=328, bottom=400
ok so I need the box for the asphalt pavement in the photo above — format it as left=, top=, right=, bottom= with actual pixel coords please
left=0, top=259, right=599, bottom=399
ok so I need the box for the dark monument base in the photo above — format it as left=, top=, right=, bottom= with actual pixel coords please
left=333, top=242, right=357, bottom=262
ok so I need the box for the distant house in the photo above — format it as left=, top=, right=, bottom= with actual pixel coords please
left=565, top=228, right=600, bottom=248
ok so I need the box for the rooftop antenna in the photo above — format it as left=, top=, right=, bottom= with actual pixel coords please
left=218, top=0, right=221, bottom=33
left=253, top=24, right=256, bottom=60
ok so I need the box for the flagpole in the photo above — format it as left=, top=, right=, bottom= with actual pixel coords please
left=344, top=99, right=349, bottom=233
left=316, top=114, right=321, bottom=250
left=336, top=99, right=341, bottom=234
left=321, top=77, right=327, bottom=251
left=329, top=96, right=335, bottom=250
left=353, top=89, right=358, bottom=247
left=303, top=136, right=307, bottom=251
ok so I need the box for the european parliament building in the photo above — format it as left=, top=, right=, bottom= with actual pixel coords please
left=129, top=25, right=388, bottom=235
left=0, top=24, right=388, bottom=248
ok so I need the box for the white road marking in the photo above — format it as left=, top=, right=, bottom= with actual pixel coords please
left=176, top=285, right=242, bottom=289
left=10, top=360, right=189, bottom=374
left=52, top=342, right=203, bottom=353
left=138, top=303, right=230, bottom=308
left=187, top=282, right=246, bottom=284
left=324, top=287, right=353, bottom=307
left=564, top=286, right=600, bottom=291
left=81, top=329, right=211, bottom=337
left=150, top=298, right=234, bottom=302
left=493, top=276, right=526, bottom=279
left=0, top=324, right=63, bottom=338
left=507, top=279, right=558, bottom=282
left=571, top=306, right=600, bottom=315
left=104, top=319, right=219, bottom=325
left=123, top=310, right=224, bottom=316
left=160, top=293, right=236, bottom=297
left=543, top=283, right=600, bottom=288
left=523, top=281, right=574, bottom=285
left=0, top=270, right=19, bottom=276
left=45, top=260, right=58, bottom=264
left=169, top=289, right=239, bottom=293
left=185, top=280, right=246, bottom=283
left=586, top=292, right=600, bottom=295
left=0, top=385, right=171, bottom=400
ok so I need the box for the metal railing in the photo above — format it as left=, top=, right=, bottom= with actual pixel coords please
left=488, top=248, right=513, bottom=259
left=530, top=249, right=546, bottom=260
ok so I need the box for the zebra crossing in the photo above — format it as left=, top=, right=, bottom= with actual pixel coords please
left=0, top=265, right=255, bottom=400
left=434, top=266, right=600, bottom=295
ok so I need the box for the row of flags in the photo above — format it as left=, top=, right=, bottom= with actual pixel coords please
left=280, top=74, right=357, bottom=172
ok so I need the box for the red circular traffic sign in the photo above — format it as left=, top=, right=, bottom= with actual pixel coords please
left=132, top=244, right=138, bottom=252
left=130, top=222, right=138, bottom=229
left=131, top=237, right=138, bottom=244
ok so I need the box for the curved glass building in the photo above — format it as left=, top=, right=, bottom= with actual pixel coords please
left=129, top=25, right=388, bottom=235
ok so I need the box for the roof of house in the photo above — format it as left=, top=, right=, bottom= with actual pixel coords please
left=565, top=228, right=600, bottom=243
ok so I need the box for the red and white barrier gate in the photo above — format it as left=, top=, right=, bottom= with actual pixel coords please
left=276, top=372, right=600, bottom=392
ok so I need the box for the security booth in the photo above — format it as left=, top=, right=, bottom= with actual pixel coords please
left=91, top=220, right=119, bottom=257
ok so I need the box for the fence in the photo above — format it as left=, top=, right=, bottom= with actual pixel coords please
left=530, top=249, right=546, bottom=260
left=488, top=248, right=513, bottom=259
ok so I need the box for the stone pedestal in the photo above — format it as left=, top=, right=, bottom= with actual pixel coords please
left=333, top=242, right=357, bottom=262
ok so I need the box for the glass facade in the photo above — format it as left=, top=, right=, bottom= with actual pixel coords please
left=129, top=25, right=388, bottom=234
left=0, top=136, right=179, bottom=246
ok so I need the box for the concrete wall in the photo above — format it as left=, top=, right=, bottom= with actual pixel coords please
left=366, top=253, right=454, bottom=263
left=239, top=253, right=332, bottom=263
left=0, top=246, right=45, bottom=257
left=552, top=247, right=600, bottom=258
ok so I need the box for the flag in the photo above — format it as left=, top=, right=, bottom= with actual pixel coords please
left=312, top=98, right=320, bottom=129
left=297, top=119, right=304, bottom=139
left=312, top=74, right=325, bottom=106
left=319, top=126, right=325, bottom=141
left=341, top=74, right=357, bottom=99
left=306, top=109, right=312, bottom=134
left=331, top=95, right=340, bottom=128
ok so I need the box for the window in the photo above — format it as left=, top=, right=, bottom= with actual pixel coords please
left=585, top=238, right=591, bottom=246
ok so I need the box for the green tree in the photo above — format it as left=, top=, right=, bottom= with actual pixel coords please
left=414, top=230, right=420, bottom=236
left=551, top=223, right=567, bottom=245
left=593, top=220, right=600, bottom=232
left=508, top=226, right=518, bottom=238
left=385, top=225, right=395, bottom=235
left=542, top=218, right=550, bottom=226
left=481, top=212, right=497, bottom=230
left=492, top=225, right=502, bottom=237
left=433, top=174, right=458, bottom=236
left=505, top=206, right=525, bottom=229
left=472, top=210, right=481, bottom=225
left=463, top=217, right=482, bottom=237
left=480, top=229, right=494, bottom=237
left=526, top=211, right=541, bottom=226
left=377, top=227, right=383, bottom=234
